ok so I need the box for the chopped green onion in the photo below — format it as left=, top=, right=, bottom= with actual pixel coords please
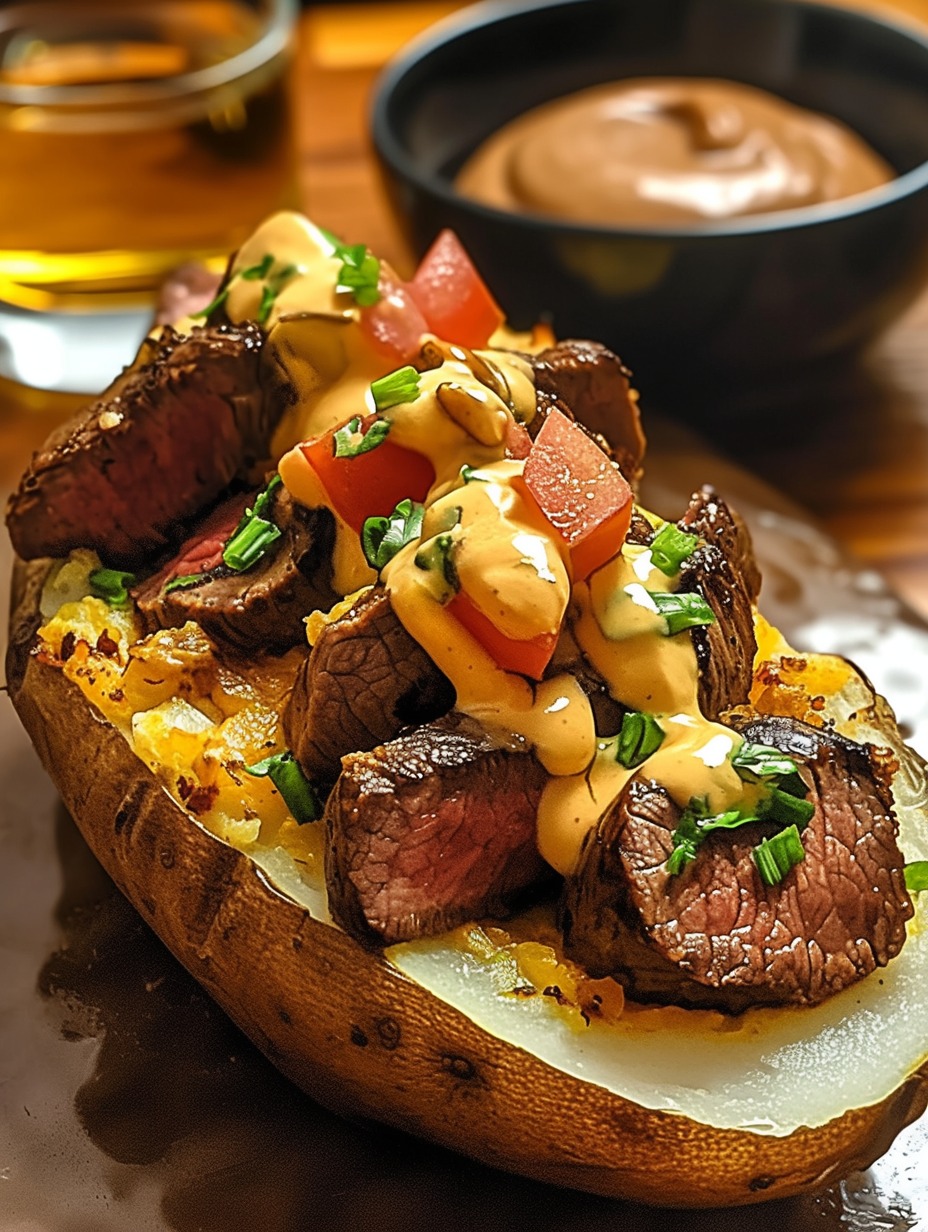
left=732, top=741, right=806, bottom=798
left=163, top=572, right=206, bottom=595
left=460, top=464, right=489, bottom=484
left=414, top=531, right=460, bottom=593
left=89, top=567, right=136, bottom=609
left=666, top=780, right=813, bottom=877
left=221, top=474, right=284, bottom=572
left=333, top=416, right=391, bottom=458
left=614, top=711, right=665, bottom=769
left=649, top=523, right=698, bottom=576
left=222, top=517, right=281, bottom=572
left=904, top=861, right=928, bottom=892
left=249, top=473, right=282, bottom=523
left=732, top=741, right=801, bottom=782
left=759, top=786, right=815, bottom=831
left=257, top=284, right=276, bottom=324
left=335, top=242, right=381, bottom=307
left=362, top=498, right=424, bottom=571
left=370, top=365, right=421, bottom=411
left=648, top=590, right=716, bottom=636
left=243, top=751, right=321, bottom=825
left=190, top=286, right=229, bottom=322
left=240, top=254, right=274, bottom=281
left=753, top=824, right=806, bottom=886
left=256, top=265, right=298, bottom=324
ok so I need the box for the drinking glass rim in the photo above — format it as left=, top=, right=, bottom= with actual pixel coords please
left=0, top=0, right=299, bottom=106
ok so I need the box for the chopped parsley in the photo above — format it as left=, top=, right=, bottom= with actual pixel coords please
left=89, top=567, right=135, bottom=609
left=243, top=751, right=321, bottom=825
left=362, top=498, right=425, bottom=571
left=333, top=416, right=391, bottom=458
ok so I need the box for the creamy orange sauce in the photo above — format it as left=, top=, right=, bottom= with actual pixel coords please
left=182, top=209, right=758, bottom=879
left=455, top=78, right=893, bottom=226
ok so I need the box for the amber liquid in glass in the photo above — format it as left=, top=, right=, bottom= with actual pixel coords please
left=0, top=0, right=298, bottom=311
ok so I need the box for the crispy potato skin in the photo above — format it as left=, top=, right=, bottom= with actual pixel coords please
left=8, top=556, right=928, bottom=1208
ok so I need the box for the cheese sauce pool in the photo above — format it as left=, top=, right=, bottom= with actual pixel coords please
left=454, top=78, right=893, bottom=225
left=200, top=210, right=753, bottom=877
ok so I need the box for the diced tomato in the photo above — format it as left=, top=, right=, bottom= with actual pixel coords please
left=523, top=409, right=633, bottom=580
left=409, top=229, right=504, bottom=349
left=300, top=414, right=434, bottom=532
left=504, top=419, right=532, bottom=460
left=359, top=261, right=429, bottom=363
left=447, top=590, right=557, bottom=682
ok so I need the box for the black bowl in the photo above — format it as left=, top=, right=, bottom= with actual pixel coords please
left=371, top=0, right=928, bottom=404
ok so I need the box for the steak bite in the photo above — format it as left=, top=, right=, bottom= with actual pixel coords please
left=284, top=586, right=454, bottom=784
left=529, top=340, right=645, bottom=484
left=678, top=486, right=759, bottom=719
left=7, top=323, right=269, bottom=569
left=562, top=716, right=913, bottom=1012
left=325, top=714, right=550, bottom=945
left=133, top=485, right=337, bottom=656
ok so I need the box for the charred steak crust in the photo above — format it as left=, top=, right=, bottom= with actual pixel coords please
left=562, top=716, right=913, bottom=1011
left=134, top=486, right=337, bottom=656
left=284, top=586, right=454, bottom=784
left=325, top=714, right=550, bottom=945
left=7, top=324, right=268, bottom=569
left=528, top=340, right=645, bottom=483
left=679, top=486, right=759, bottom=719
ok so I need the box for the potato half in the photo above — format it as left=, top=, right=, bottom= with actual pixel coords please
left=8, top=557, right=928, bottom=1209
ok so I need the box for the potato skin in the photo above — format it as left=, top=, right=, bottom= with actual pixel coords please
left=8, top=556, right=928, bottom=1208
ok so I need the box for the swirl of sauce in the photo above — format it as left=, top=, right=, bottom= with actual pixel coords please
left=455, top=78, right=893, bottom=225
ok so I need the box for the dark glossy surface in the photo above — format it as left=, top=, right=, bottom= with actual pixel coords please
left=371, top=0, right=928, bottom=403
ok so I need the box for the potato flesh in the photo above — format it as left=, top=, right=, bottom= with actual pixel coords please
left=37, top=591, right=928, bottom=1138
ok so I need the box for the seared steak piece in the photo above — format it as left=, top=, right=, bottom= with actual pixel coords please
left=680, top=484, right=762, bottom=606
left=562, top=716, right=913, bottom=1011
left=7, top=323, right=268, bottom=569
left=284, top=586, right=454, bottom=783
left=529, top=340, right=645, bottom=483
left=678, top=487, right=758, bottom=719
left=325, top=714, right=549, bottom=944
left=133, top=486, right=336, bottom=656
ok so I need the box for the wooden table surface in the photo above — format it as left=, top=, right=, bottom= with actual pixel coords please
left=295, top=0, right=928, bottom=624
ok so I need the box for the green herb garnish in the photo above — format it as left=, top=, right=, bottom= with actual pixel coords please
left=649, top=523, right=698, bottom=577
left=243, top=751, right=321, bottom=825
left=89, top=567, right=136, bottom=609
left=370, top=365, right=421, bottom=412
left=460, top=464, right=489, bottom=484
left=222, top=517, right=282, bottom=572
left=614, top=711, right=665, bottom=769
left=190, top=286, right=230, bottom=323
left=334, top=242, right=381, bottom=307
left=414, top=531, right=460, bottom=594
left=666, top=756, right=814, bottom=878
left=754, top=824, right=806, bottom=886
left=256, top=262, right=299, bottom=324
left=163, top=572, right=207, bottom=595
left=222, top=474, right=283, bottom=572
left=333, top=416, right=391, bottom=458
left=904, top=861, right=928, bottom=892
left=362, top=498, right=425, bottom=571
left=240, top=254, right=274, bottom=281
left=666, top=801, right=758, bottom=875
left=647, top=590, right=716, bottom=636
left=732, top=740, right=806, bottom=797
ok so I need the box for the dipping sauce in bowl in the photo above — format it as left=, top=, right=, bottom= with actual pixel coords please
left=455, top=78, right=894, bottom=225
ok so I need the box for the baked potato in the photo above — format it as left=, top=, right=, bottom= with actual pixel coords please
left=7, top=212, right=928, bottom=1208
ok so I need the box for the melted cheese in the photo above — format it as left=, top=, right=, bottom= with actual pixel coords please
left=197, top=209, right=755, bottom=881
